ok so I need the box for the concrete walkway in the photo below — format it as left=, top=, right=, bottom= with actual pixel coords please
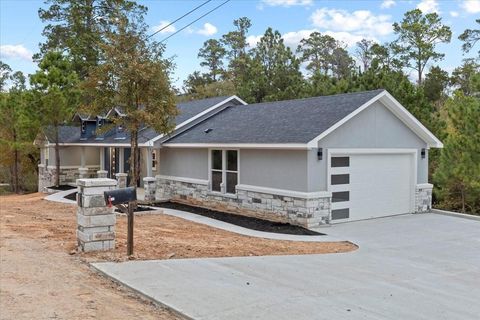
left=93, top=213, right=480, bottom=320
left=44, top=189, right=77, bottom=205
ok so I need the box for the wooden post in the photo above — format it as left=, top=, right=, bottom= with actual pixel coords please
left=127, top=202, right=134, bottom=256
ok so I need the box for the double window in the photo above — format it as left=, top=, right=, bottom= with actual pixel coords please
left=211, top=150, right=238, bottom=194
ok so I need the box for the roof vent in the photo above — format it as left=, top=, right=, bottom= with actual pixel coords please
left=204, top=128, right=213, bottom=134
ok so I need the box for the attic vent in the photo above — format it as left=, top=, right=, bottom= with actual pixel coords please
left=204, top=128, right=213, bottom=134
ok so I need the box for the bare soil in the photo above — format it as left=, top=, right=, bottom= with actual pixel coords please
left=0, top=193, right=356, bottom=319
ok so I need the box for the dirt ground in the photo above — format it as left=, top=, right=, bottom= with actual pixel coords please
left=0, top=193, right=356, bottom=319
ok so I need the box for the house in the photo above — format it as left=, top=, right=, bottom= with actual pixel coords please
left=36, top=89, right=442, bottom=226
left=35, top=95, right=247, bottom=191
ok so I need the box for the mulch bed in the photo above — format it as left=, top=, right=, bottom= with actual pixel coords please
left=64, top=192, right=77, bottom=201
left=48, top=185, right=76, bottom=191
left=155, top=201, right=324, bottom=236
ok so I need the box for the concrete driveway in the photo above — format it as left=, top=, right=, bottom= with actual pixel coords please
left=93, top=213, right=480, bottom=320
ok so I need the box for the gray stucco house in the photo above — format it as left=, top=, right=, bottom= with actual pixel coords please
left=36, top=89, right=442, bottom=226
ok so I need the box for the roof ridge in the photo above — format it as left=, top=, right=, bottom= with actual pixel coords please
left=244, top=89, right=385, bottom=107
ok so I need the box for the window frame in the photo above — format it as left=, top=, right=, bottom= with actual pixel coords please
left=208, top=148, right=240, bottom=195
left=151, top=149, right=157, bottom=171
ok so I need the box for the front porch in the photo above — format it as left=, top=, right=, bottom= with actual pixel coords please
left=38, top=145, right=159, bottom=193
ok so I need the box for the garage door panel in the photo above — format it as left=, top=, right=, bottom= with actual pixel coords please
left=330, top=152, right=413, bottom=222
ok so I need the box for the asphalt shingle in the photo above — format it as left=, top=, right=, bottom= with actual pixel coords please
left=165, top=89, right=385, bottom=144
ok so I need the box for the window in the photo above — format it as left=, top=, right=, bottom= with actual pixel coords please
left=81, top=121, right=86, bottom=133
left=332, top=191, right=349, bottom=202
left=152, top=150, right=157, bottom=171
left=331, top=174, right=349, bottom=185
left=331, top=156, right=349, bottom=167
left=210, top=150, right=238, bottom=194
left=226, top=150, right=238, bottom=194
left=332, top=208, right=349, bottom=220
left=211, top=150, right=222, bottom=192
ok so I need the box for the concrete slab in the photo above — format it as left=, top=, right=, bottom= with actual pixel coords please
left=93, top=213, right=480, bottom=320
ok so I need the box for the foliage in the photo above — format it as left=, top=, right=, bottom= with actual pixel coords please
left=198, top=39, right=226, bottom=81
left=30, top=51, right=80, bottom=187
left=393, top=9, right=452, bottom=84
left=37, top=0, right=146, bottom=79
left=459, top=19, right=480, bottom=55
left=81, top=8, right=177, bottom=187
left=0, top=65, right=41, bottom=192
left=434, top=92, right=480, bottom=214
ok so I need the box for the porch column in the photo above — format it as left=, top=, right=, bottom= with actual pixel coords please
left=118, top=148, right=124, bottom=173
left=80, top=146, right=86, bottom=168
left=146, top=147, right=153, bottom=178
left=99, top=147, right=105, bottom=170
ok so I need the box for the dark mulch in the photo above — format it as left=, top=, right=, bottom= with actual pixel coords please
left=155, top=201, right=324, bottom=236
left=49, top=185, right=76, bottom=191
left=64, top=192, right=77, bottom=201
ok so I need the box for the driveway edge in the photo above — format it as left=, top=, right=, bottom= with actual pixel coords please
left=90, top=263, right=194, bottom=320
left=432, top=209, right=480, bottom=221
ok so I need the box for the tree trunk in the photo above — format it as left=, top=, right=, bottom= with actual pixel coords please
left=55, top=126, right=60, bottom=187
left=129, top=129, right=140, bottom=187
left=12, top=129, right=19, bottom=193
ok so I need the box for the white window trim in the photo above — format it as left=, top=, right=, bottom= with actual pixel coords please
left=208, top=148, right=240, bottom=195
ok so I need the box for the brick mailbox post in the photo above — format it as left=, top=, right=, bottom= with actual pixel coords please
left=76, top=178, right=117, bottom=252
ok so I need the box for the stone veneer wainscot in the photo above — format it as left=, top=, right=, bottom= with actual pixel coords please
left=156, top=176, right=331, bottom=228
left=38, top=165, right=99, bottom=192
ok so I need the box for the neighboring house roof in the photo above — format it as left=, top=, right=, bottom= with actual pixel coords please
left=164, top=89, right=442, bottom=148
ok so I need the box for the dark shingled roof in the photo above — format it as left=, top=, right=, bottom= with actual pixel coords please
left=137, top=96, right=232, bottom=143
left=165, top=90, right=385, bottom=144
left=47, top=96, right=233, bottom=144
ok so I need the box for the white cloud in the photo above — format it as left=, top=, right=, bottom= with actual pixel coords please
left=381, top=0, right=396, bottom=9
left=246, top=35, right=262, bottom=47
left=261, top=0, right=313, bottom=7
left=461, top=0, right=480, bottom=13
left=417, top=0, right=439, bottom=14
left=282, top=29, right=316, bottom=48
left=197, top=23, right=218, bottom=36
left=323, top=31, right=377, bottom=47
left=249, top=29, right=375, bottom=50
left=310, top=8, right=393, bottom=37
left=152, top=20, right=176, bottom=34
left=449, top=11, right=459, bottom=17
left=0, top=44, right=32, bottom=61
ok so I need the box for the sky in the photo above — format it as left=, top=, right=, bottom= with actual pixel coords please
left=1, top=0, right=479, bottom=90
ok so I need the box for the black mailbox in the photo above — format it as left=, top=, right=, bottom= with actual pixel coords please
left=104, top=187, right=137, bottom=206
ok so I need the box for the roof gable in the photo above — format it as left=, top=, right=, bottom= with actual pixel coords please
left=164, top=90, right=385, bottom=145
left=306, top=90, right=443, bottom=148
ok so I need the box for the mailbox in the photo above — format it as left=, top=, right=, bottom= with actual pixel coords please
left=104, top=187, right=137, bottom=207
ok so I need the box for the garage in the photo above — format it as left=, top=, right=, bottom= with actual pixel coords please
left=329, top=150, right=415, bottom=222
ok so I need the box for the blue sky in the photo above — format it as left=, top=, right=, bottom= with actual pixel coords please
left=1, top=0, right=479, bottom=90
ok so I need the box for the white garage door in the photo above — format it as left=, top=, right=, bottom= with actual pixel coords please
left=329, top=152, right=413, bottom=222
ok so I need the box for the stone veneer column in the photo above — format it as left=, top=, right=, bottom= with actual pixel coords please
left=143, top=177, right=156, bottom=202
left=415, top=183, right=433, bottom=213
left=78, top=167, right=89, bottom=179
left=76, top=178, right=117, bottom=252
left=97, top=170, right=108, bottom=178
left=115, top=173, right=128, bottom=188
